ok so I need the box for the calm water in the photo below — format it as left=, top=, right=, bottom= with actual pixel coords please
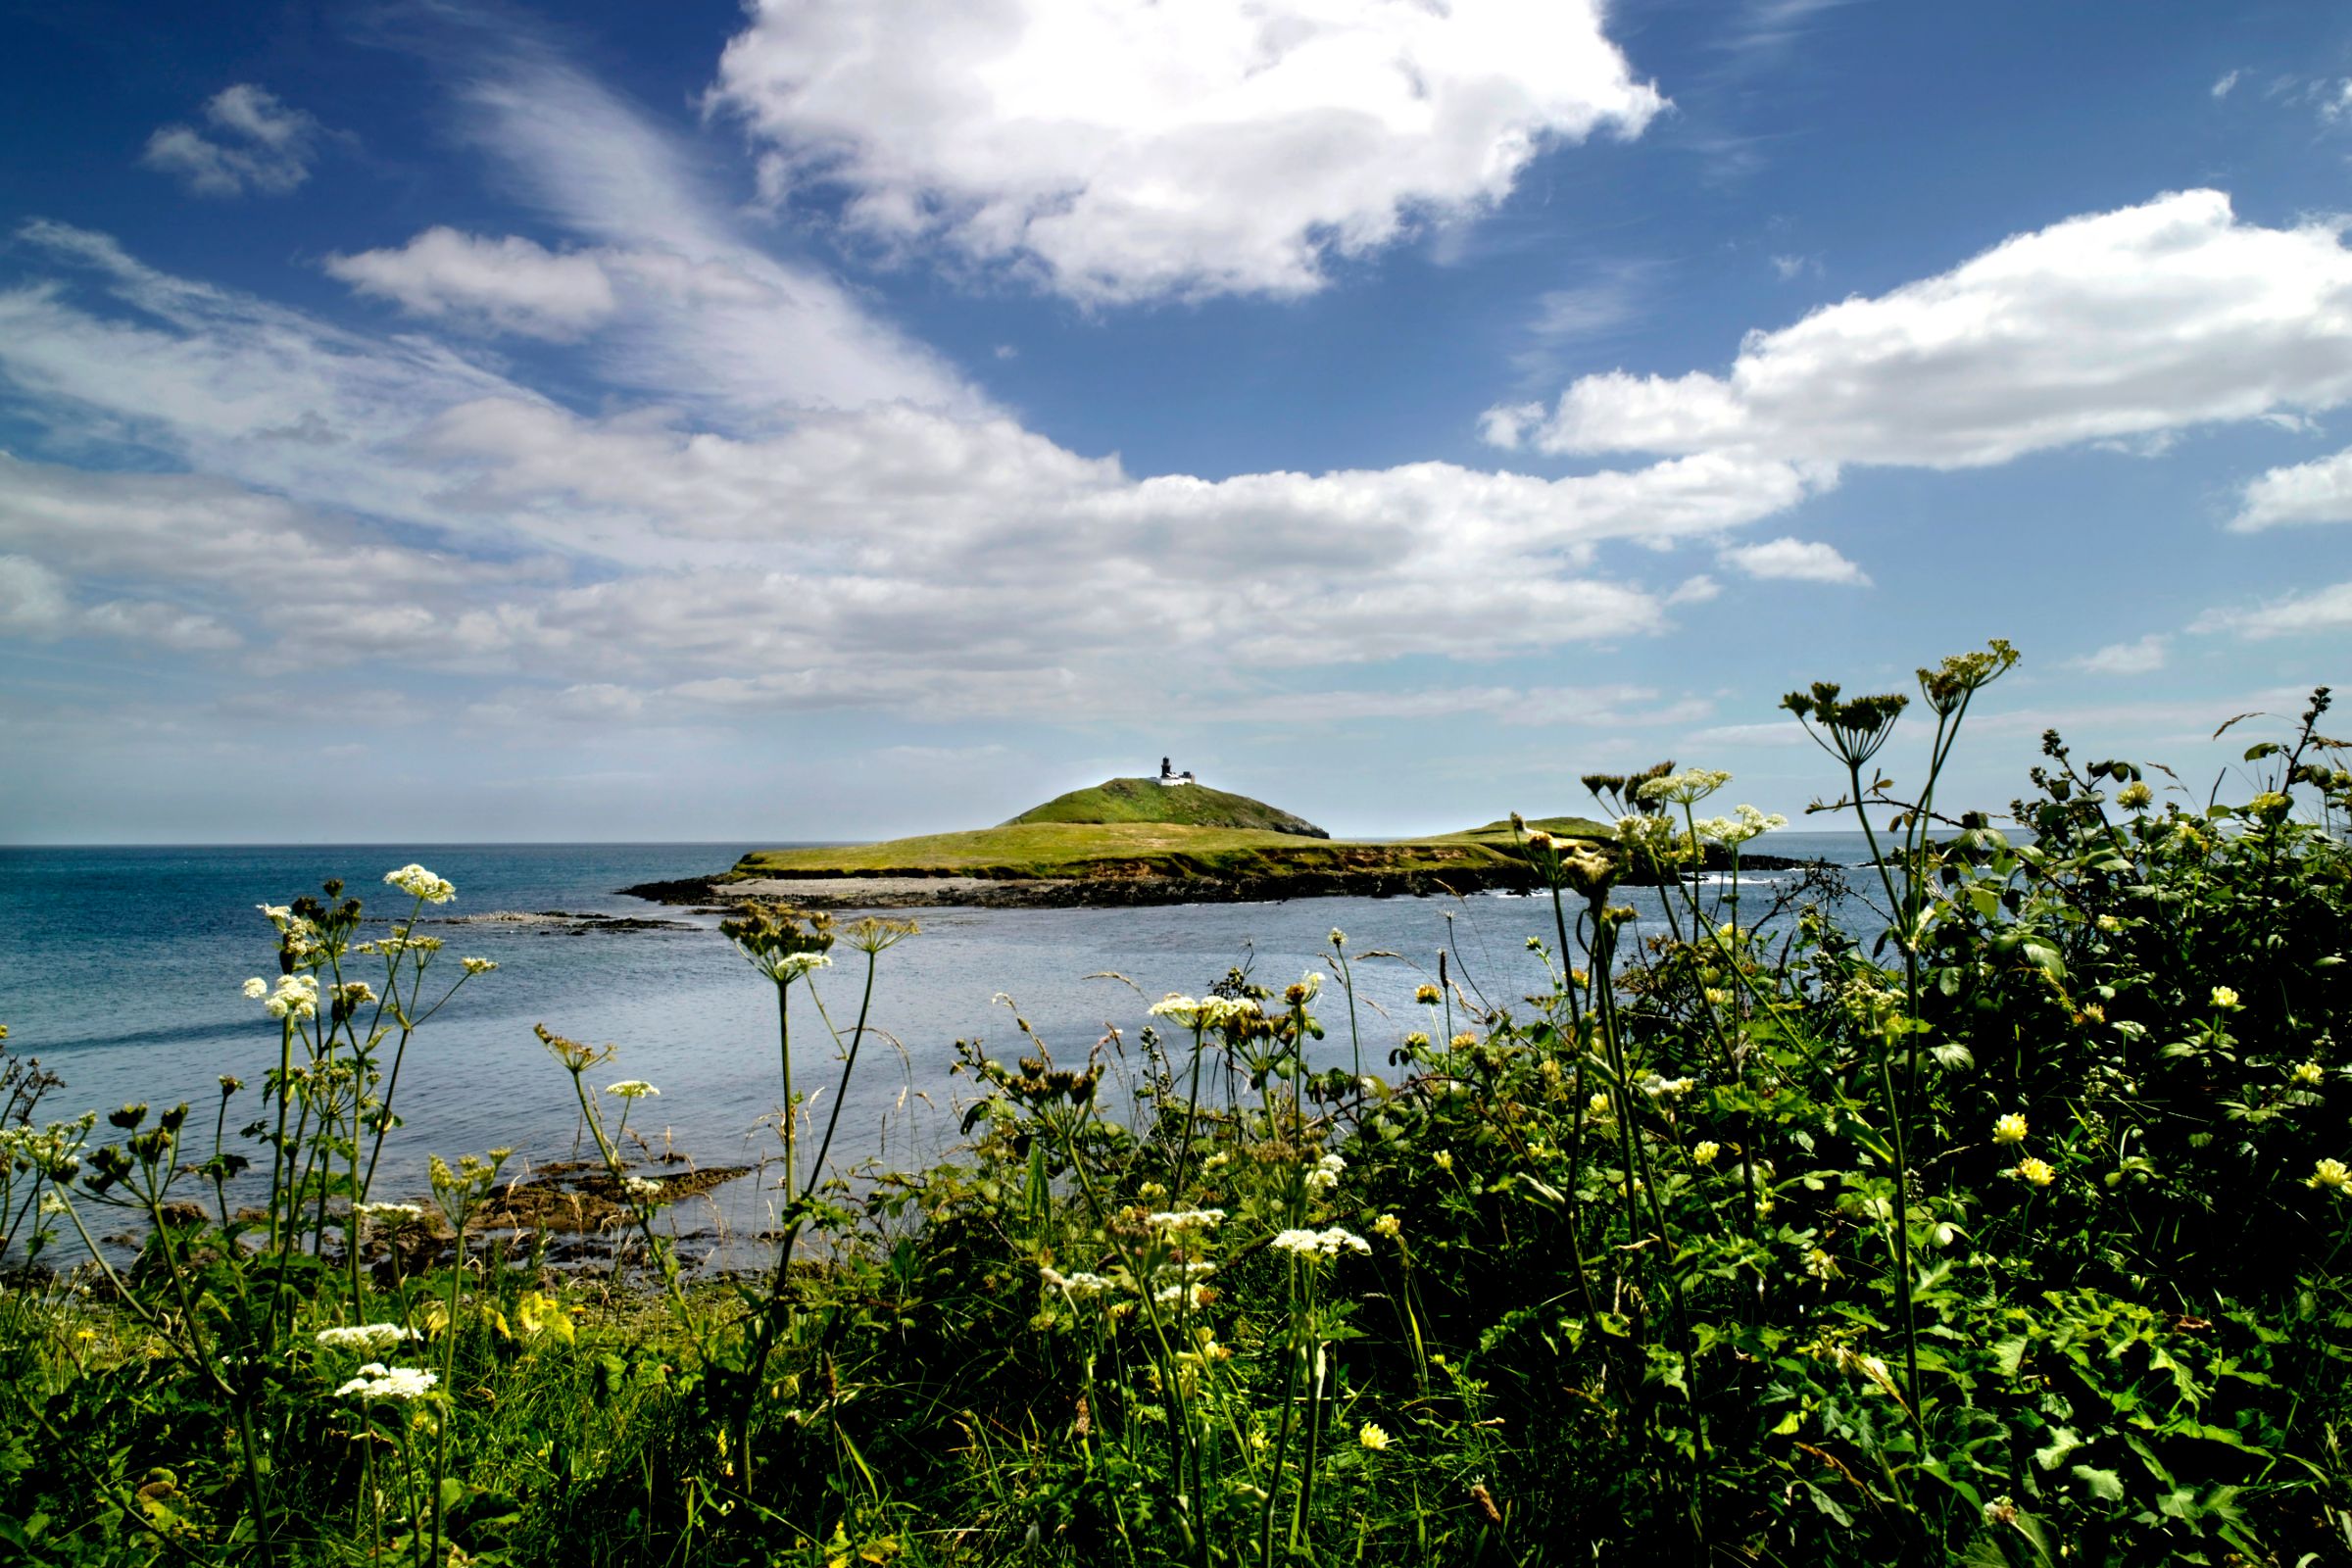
left=0, top=836, right=1874, bottom=1247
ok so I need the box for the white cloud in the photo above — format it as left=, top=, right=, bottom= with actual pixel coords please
left=2211, top=70, right=2241, bottom=100
left=0, top=555, right=71, bottom=636
left=140, top=85, right=322, bottom=197
left=2192, top=580, right=2352, bottom=640
left=326, top=229, right=618, bottom=340
left=1719, top=536, right=1869, bottom=585
left=709, top=0, right=1664, bottom=304
left=2232, top=444, right=2352, bottom=530
left=1492, top=191, right=2352, bottom=468
left=0, top=227, right=1836, bottom=722
left=2074, top=634, right=2168, bottom=675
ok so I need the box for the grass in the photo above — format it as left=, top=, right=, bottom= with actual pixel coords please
left=1005, top=777, right=1331, bottom=837
left=732, top=791, right=1615, bottom=883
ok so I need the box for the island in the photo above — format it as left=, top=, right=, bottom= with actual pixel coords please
left=620, top=772, right=1628, bottom=908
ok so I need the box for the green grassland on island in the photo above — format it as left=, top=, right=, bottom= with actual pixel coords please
left=729, top=776, right=1611, bottom=883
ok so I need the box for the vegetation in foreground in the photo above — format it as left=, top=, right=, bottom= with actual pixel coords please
left=3, top=645, right=2351, bottom=1566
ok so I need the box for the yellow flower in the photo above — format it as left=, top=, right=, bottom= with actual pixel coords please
left=2311, top=1158, right=2350, bottom=1191
left=1449, top=1031, right=1476, bottom=1050
left=1992, top=1112, right=2028, bottom=1145
left=2013, top=1156, right=2055, bottom=1188
left=2211, top=986, right=2240, bottom=1010
left=1414, top=984, right=1442, bottom=1005
left=1372, top=1213, right=1401, bottom=1240
left=2116, top=781, right=2153, bottom=809
left=1691, top=1141, right=1720, bottom=1167
left=1432, top=1150, right=1453, bottom=1173
left=1357, top=1422, right=1391, bottom=1451
left=1587, top=1092, right=1613, bottom=1120
left=2294, top=1061, right=2326, bottom=1086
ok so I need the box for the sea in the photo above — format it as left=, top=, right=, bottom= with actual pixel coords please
left=0, top=835, right=1880, bottom=1256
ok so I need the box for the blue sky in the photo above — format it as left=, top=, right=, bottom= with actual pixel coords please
left=1, top=0, right=2347, bottom=844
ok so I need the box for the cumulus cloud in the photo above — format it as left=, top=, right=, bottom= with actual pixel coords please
left=326, top=229, right=619, bottom=340
left=1490, top=191, right=2352, bottom=469
left=2192, top=581, right=2352, bottom=641
left=141, top=85, right=322, bottom=197
left=709, top=0, right=1664, bottom=304
left=1718, top=536, right=1868, bottom=585
left=2074, top=634, right=2168, bottom=675
left=0, top=230, right=1827, bottom=720
left=2232, top=445, right=2352, bottom=531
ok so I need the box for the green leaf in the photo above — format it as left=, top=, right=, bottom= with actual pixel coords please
left=2034, top=1428, right=2082, bottom=1471
left=1802, top=1481, right=1852, bottom=1528
left=2071, top=1464, right=2125, bottom=1502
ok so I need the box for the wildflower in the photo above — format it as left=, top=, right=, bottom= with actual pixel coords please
left=241, top=977, right=268, bottom=1000
left=721, top=904, right=836, bottom=984
left=604, top=1081, right=661, bottom=1100
left=1992, top=1112, right=2028, bottom=1145
left=1201, top=1151, right=1233, bottom=1172
left=333, top=981, right=377, bottom=1007
left=336, top=1363, right=438, bottom=1400
left=1755, top=1198, right=1777, bottom=1218
left=1152, top=1282, right=1214, bottom=1309
left=1358, top=1422, right=1391, bottom=1451
left=622, top=1177, right=663, bottom=1201
left=257, top=903, right=291, bottom=926
left=2311, top=1158, right=2351, bottom=1191
left=1691, top=1141, right=1720, bottom=1167
left=1150, top=994, right=1207, bottom=1026
left=383, top=864, right=457, bottom=904
left=38, top=1192, right=68, bottom=1216
left=1637, top=768, right=1733, bottom=808
left=2012, top=1156, right=2055, bottom=1188
left=461, top=956, right=498, bottom=976
left=1641, top=1074, right=1695, bottom=1099
left=1587, top=1092, right=1613, bottom=1120
left=1372, top=1213, right=1401, bottom=1239
left=1449, top=1031, right=1477, bottom=1050
left=2247, top=790, right=2291, bottom=816
left=316, top=1323, right=419, bottom=1354
left=2116, top=781, right=2153, bottom=810
left=1304, top=1152, right=1345, bottom=1194
left=256, top=974, right=318, bottom=1021
left=354, top=1201, right=422, bottom=1223
left=1040, top=1267, right=1114, bottom=1299
left=1414, top=984, right=1442, bottom=1005
left=1329, top=928, right=1347, bottom=948
left=1284, top=973, right=1323, bottom=1005
left=1804, top=1248, right=1839, bottom=1281
left=1432, top=1150, right=1453, bottom=1173
left=1136, top=1182, right=1169, bottom=1200
left=1694, top=804, right=1788, bottom=846
left=1269, top=1227, right=1370, bottom=1258
left=2211, top=986, right=2240, bottom=1010
left=1403, top=1031, right=1432, bottom=1051
left=1146, top=1208, right=1225, bottom=1233
left=2096, top=913, right=2123, bottom=933
left=2295, top=1061, right=2326, bottom=1086
left=1524, top=829, right=1555, bottom=853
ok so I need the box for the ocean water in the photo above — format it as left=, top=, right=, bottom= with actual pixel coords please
left=0, top=835, right=1876, bottom=1249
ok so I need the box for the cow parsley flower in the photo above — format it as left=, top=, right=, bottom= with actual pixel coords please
left=383, top=864, right=457, bottom=904
left=316, top=1323, right=419, bottom=1354
left=242, top=977, right=268, bottom=1000
left=335, top=1362, right=438, bottom=1400
left=605, top=1081, right=660, bottom=1100
left=256, top=974, right=318, bottom=1021
left=1040, top=1267, right=1115, bottom=1299
left=623, top=1177, right=663, bottom=1201
left=1146, top=1208, right=1224, bottom=1233
left=1304, top=1152, right=1345, bottom=1194
left=461, top=957, right=498, bottom=976
left=1269, top=1226, right=1370, bottom=1258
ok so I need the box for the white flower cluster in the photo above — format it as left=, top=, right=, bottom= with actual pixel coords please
left=334, top=1362, right=439, bottom=1400
left=243, top=974, right=318, bottom=1021
left=461, top=956, right=498, bottom=976
left=383, top=864, right=457, bottom=904
left=361, top=933, right=443, bottom=957
left=354, top=1201, right=422, bottom=1223
left=1692, top=805, right=1788, bottom=846
left=622, top=1177, right=664, bottom=1201
left=1146, top=1207, right=1225, bottom=1233
left=1640, top=1073, right=1696, bottom=1099
left=1147, top=994, right=1261, bottom=1030
left=1153, top=1282, right=1214, bottom=1309
left=1040, top=1266, right=1116, bottom=1299
left=316, top=1323, right=419, bottom=1353
left=605, top=1081, right=661, bottom=1100
left=1270, top=1227, right=1370, bottom=1258
left=1304, top=1152, right=1346, bottom=1195
left=1637, top=768, right=1734, bottom=808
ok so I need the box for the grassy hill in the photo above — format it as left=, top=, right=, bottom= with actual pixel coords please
left=730, top=781, right=1612, bottom=885
left=1005, top=777, right=1327, bottom=837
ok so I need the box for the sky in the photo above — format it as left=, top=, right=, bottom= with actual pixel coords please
left=0, top=0, right=2347, bottom=844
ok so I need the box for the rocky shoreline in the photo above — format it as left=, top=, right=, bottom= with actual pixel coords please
left=619, top=853, right=1821, bottom=911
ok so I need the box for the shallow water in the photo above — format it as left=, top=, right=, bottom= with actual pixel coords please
left=0, top=835, right=1875, bottom=1257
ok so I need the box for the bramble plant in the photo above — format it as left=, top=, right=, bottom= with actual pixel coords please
left=0, top=650, right=2347, bottom=1566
